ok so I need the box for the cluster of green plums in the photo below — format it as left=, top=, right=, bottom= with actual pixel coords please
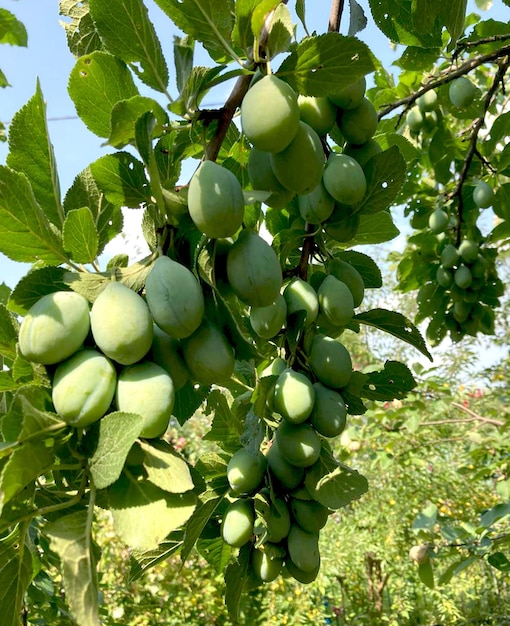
left=17, top=254, right=238, bottom=436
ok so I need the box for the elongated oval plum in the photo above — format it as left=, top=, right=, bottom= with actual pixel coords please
left=115, top=361, right=175, bottom=439
left=454, top=264, right=473, bottom=289
left=150, top=325, right=189, bottom=391
left=318, top=274, right=355, bottom=327
left=290, top=497, right=329, bottom=533
left=275, top=421, right=321, bottom=468
left=188, top=160, right=244, bottom=238
left=406, top=106, right=423, bottom=133
left=250, top=294, right=287, bottom=339
left=328, top=258, right=365, bottom=307
left=458, top=239, right=479, bottom=263
left=273, top=369, right=315, bottom=424
left=270, top=121, right=325, bottom=194
left=287, top=524, right=320, bottom=572
left=283, top=278, right=319, bottom=325
left=19, top=291, right=90, bottom=365
left=440, top=244, right=460, bottom=269
left=247, top=147, right=295, bottom=209
left=259, top=492, right=291, bottom=543
left=226, top=230, right=283, bottom=307
left=297, top=95, right=336, bottom=135
left=222, top=498, right=255, bottom=547
left=338, top=97, right=378, bottom=145
left=297, top=181, right=335, bottom=225
left=52, top=349, right=116, bottom=428
left=324, top=212, right=360, bottom=243
left=323, top=153, right=367, bottom=206
left=267, top=439, right=305, bottom=489
left=417, top=90, right=437, bottom=112
left=252, top=548, right=284, bottom=583
left=428, top=208, right=449, bottom=234
left=227, top=447, right=267, bottom=495
left=329, top=76, right=366, bottom=110
left=145, top=255, right=204, bottom=339
left=436, top=266, right=453, bottom=288
left=241, top=74, right=300, bottom=153
left=181, top=320, right=235, bottom=386
left=473, top=181, right=494, bottom=208
left=343, top=139, right=382, bottom=167
left=285, top=556, right=320, bottom=584
left=309, top=382, right=347, bottom=438
left=309, top=334, right=352, bottom=388
left=91, top=282, right=153, bottom=365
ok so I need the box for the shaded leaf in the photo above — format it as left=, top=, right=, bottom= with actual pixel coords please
left=0, top=527, right=36, bottom=626
left=63, top=207, right=99, bottom=264
left=362, top=360, right=416, bottom=401
left=59, top=0, right=104, bottom=57
left=139, top=439, right=195, bottom=494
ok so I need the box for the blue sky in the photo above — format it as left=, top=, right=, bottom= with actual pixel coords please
left=1, top=0, right=508, bottom=289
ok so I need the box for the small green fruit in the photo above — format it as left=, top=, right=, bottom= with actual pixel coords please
left=473, top=181, right=494, bottom=208
left=323, top=154, right=367, bottom=206
left=428, top=208, right=449, bottom=234
left=440, top=244, right=459, bottom=269
left=417, top=90, right=437, bottom=112
left=297, top=181, right=335, bottom=225
left=275, top=422, right=321, bottom=468
left=317, top=274, right=355, bottom=327
left=222, top=499, right=255, bottom=547
left=283, top=278, right=319, bottom=325
left=227, top=448, right=267, bottom=495
left=181, top=321, right=235, bottom=386
left=406, top=106, right=424, bottom=133
left=267, top=439, right=305, bottom=489
left=287, top=524, right=320, bottom=573
left=309, top=334, right=352, bottom=388
left=338, top=97, right=378, bottom=145
left=297, top=95, right=336, bottom=135
left=458, top=239, right=479, bottom=263
left=309, top=382, right=347, bottom=438
left=273, top=369, right=315, bottom=424
left=329, top=76, right=366, bottom=110
left=449, top=77, right=476, bottom=108
left=250, top=294, right=287, bottom=339
left=454, top=265, right=473, bottom=289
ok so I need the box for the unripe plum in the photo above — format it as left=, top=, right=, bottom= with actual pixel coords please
left=458, top=239, right=479, bottom=263
left=449, top=77, right=476, bottom=108
left=309, top=334, right=352, bottom=388
left=406, top=106, right=423, bottom=133
left=116, top=361, right=175, bottom=439
left=250, top=294, right=287, bottom=339
left=260, top=357, right=287, bottom=379
left=188, top=160, right=244, bottom=238
left=297, top=95, right=336, bottom=135
left=181, top=320, right=235, bottom=386
left=241, top=74, right=300, bottom=153
left=150, top=325, right=189, bottom=391
left=428, top=208, right=449, bottom=234
left=19, top=291, right=90, bottom=365
left=275, top=421, right=321, bottom=468
left=267, top=439, right=305, bottom=489
left=323, top=154, right=367, bottom=206
left=52, top=349, right=116, bottom=428
left=270, top=121, right=325, bottom=194
left=227, top=447, right=267, bottom=495
left=226, top=230, right=283, bottom=307
left=309, top=382, right=347, bottom=438
left=343, top=138, right=382, bottom=167
left=328, top=258, right=365, bottom=307
left=338, top=97, right=378, bottom=145
left=454, top=264, right=473, bottom=289
left=290, top=497, right=329, bottom=533
left=252, top=548, right=284, bottom=583
left=221, top=498, right=255, bottom=547
left=247, top=147, right=295, bottom=209
left=90, top=282, right=153, bottom=365
left=409, top=544, right=429, bottom=564
left=436, top=266, right=453, bottom=288
left=273, top=369, right=315, bottom=424
left=283, top=278, right=319, bottom=325
left=145, top=255, right=204, bottom=339
left=285, top=556, right=320, bottom=584
left=417, top=90, right=437, bottom=112
left=317, top=274, right=355, bottom=327
left=329, top=76, right=366, bottom=110
left=324, top=213, right=360, bottom=243
left=473, top=181, right=494, bottom=208
left=440, top=244, right=459, bottom=269
left=287, top=524, right=320, bottom=572
left=297, top=181, right=335, bottom=225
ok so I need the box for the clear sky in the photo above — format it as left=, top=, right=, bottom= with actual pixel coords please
left=1, top=0, right=508, bottom=289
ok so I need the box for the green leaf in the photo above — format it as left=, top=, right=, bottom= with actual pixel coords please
left=0, top=166, right=66, bottom=265
left=355, top=146, right=407, bottom=215
left=46, top=511, right=100, bottom=626
left=64, top=166, right=123, bottom=254
left=139, top=439, right=195, bottom=494
left=68, top=51, right=139, bottom=138
left=62, top=208, right=99, bottom=264
left=59, top=0, right=104, bottom=57
left=362, top=361, right=416, bottom=401
left=7, top=266, right=68, bottom=316
left=173, top=382, right=208, bottom=426
left=108, top=96, right=168, bottom=149
left=153, top=0, right=236, bottom=63
left=251, top=0, right=281, bottom=41
left=232, top=0, right=259, bottom=51
left=305, top=446, right=369, bottom=510
left=87, top=411, right=144, bottom=490
left=394, top=46, right=441, bottom=71
left=334, top=250, right=382, bottom=289
left=350, top=210, right=400, bottom=245
left=174, top=36, right=194, bottom=93
left=375, top=132, right=421, bottom=164
left=354, top=308, right=432, bottom=360
left=6, top=83, right=63, bottom=228
left=266, top=3, right=293, bottom=58
left=203, top=389, right=243, bottom=453
left=0, top=304, right=18, bottom=360
left=418, top=559, right=435, bottom=589
left=89, top=152, right=150, bottom=208
left=181, top=489, right=228, bottom=562
left=0, top=528, right=36, bottom=626
left=278, top=33, right=375, bottom=97
left=224, top=544, right=252, bottom=623
left=488, top=552, right=510, bottom=572
left=128, top=532, right=184, bottom=582
left=0, top=9, right=27, bottom=46
left=89, top=0, right=169, bottom=93
left=479, top=502, right=510, bottom=528
left=367, top=0, right=442, bottom=47
left=412, top=502, right=438, bottom=530
left=108, top=472, right=197, bottom=551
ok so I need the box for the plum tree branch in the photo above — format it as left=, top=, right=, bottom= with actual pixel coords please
left=378, top=43, right=510, bottom=120
left=421, top=401, right=505, bottom=427
left=328, top=0, right=345, bottom=33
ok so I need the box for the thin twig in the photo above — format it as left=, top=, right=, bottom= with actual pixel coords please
left=378, top=43, right=510, bottom=120
left=328, top=0, right=345, bottom=33
left=450, top=401, right=506, bottom=427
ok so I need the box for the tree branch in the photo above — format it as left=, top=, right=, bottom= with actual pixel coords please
left=328, top=0, right=345, bottom=33
left=378, top=43, right=510, bottom=120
